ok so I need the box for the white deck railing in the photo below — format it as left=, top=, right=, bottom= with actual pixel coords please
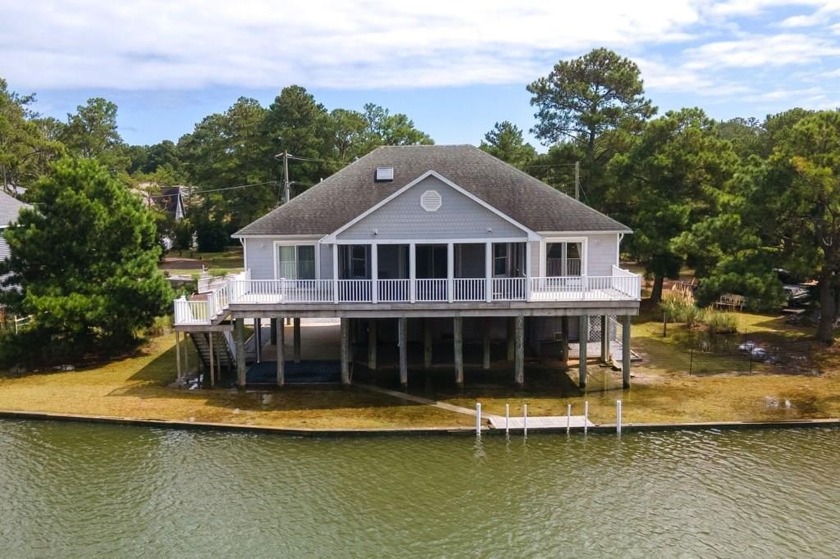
left=173, top=269, right=641, bottom=325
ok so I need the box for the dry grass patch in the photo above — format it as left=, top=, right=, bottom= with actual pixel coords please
left=0, top=334, right=472, bottom=430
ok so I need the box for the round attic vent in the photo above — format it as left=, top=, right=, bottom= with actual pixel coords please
left=420, top=190, right=442, bottom=212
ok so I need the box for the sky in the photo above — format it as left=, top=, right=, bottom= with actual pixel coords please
left=3, top=0, right=840, bottom=150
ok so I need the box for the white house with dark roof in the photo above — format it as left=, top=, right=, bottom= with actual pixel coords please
left=0, top=191, right=28, bottom=263
left=173, top=145, right=640, bottom=390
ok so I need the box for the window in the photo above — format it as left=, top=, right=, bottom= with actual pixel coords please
left=277, top=245, right=316, bottom=279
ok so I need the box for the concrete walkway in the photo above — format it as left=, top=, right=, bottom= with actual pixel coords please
left=355, top=383, right=478, bottom=416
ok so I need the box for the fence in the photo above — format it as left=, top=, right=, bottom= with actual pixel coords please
left=679, top=333, right=814, bottom=376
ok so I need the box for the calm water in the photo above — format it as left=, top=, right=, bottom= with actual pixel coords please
left=1, top=421, right=838, bottom=558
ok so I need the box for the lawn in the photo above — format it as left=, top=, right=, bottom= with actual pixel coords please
left=2, top=308, right=840, bottom=430
left=160, top=248, right=245, bottom=278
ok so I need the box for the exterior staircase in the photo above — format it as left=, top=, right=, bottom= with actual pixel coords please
left=189, top=331, right=236, bottom=376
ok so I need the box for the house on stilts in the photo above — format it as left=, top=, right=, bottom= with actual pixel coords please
left=173, top=145, right=640, bottom=389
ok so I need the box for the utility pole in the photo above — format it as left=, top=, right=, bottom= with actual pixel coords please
left=282, top=150, right=291, bottom=205
left=574, top=161, right=580, bottom=201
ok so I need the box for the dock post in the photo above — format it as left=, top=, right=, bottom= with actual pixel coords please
left=566, top=404, right=571, bottom=434
left=505, top=403, right=510, bottom=435
left=523, top=403, right=528, bottom=437
left=584, top=401, right=589, bottom=435
left=475, top=402, right=482, bottom=436
left=616, top=400, right=622, bottom=434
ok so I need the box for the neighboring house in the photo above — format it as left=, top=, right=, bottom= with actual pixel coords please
left=0, top=190, right=28, bottom=264
left=174, top=145, right=640, bottom=389
left=158, top=185, right=187, bottom=221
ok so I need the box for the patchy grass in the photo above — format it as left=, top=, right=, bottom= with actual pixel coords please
left=160, top=248, right=244, bottom=277
left=0, top=334, right=471, bottom=430
left=2, top=309, right=840, bottom=430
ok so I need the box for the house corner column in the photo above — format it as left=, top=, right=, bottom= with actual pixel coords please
left=234, top=318, right=246, bottom=388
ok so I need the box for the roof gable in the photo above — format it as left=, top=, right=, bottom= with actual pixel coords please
left=324, top=171, right=538, bottom=242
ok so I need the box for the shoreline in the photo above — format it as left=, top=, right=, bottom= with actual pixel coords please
left=3, top=408, right=839, bottom=437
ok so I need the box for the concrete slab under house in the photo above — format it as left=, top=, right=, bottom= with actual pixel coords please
left=173, top=145, right=640, bottom=391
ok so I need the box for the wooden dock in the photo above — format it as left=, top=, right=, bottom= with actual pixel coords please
left=487, top=415, right=593, bottom=430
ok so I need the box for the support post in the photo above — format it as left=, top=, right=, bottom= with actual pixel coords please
left=270, top=318, right=277, bottom=345
left=482, top=317, right=491, bottom=370
left=234, top=318, right=246, bottom=388
left=254, top=318, right=262, bottom=363
left=454, top=316, right=464, bottom=387
left=600, top=315, right=610, bottom=363
left=560, top=316, right=570, bottom=370
left=514, top=315, right=524, bottom=388
left=175, top=330, right=182, bottom=381
left=340, top=318, right=350, bottom=385
left=368, top=319, right=377, bottom=371
left=622, top=314, right=632, bottom=389
left=579, top=315, right=588, bottom=388
left=276, top=318, right=285, bottom=387
left=507, top=317, right=515, bottom=362
left=209, top=332, right=215, bottom=387
left=423, top=318, right=432, bottom=369
left=185, top=333, right=190, bottom=377
left=398, top=317, right=408, bottom=388
left=293, top=318, right=301, bottom=363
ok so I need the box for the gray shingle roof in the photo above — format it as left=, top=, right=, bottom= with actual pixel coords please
left=234, top=145, right=630, bottom=237
left=0, top=191, right=27, bottom=228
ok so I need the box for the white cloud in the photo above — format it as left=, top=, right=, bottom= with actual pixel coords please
left=683, top=33, right=840, bottom=69
left=1, top=0, right=703, bottom=90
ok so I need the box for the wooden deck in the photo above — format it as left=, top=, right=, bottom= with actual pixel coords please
left=487, top=415, right=594, bottom=429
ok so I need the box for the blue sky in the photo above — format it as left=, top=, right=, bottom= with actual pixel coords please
left=4, top=0, right=840, bottom=150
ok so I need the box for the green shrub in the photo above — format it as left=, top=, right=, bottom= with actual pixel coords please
left=704, top=311, right=738, bottom=335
